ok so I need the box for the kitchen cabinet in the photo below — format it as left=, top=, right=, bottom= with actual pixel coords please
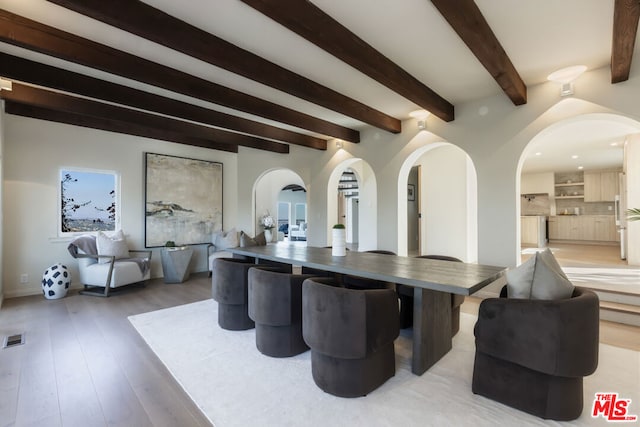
left=593, top=215, right=617, bottom=242
left=521, top=216, right=546, bottom=247
left=584, top=170, right=619, bottom=202
left=548, top=215, right=617, bottom=242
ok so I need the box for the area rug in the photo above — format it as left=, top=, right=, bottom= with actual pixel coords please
left=129, top=300, right=639, bottom=427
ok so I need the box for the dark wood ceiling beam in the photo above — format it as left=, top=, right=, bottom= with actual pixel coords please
left=4, top=102, right=239, bottom=153
left=45, top=0, right=401, bottom=133
left=430, top=0, right=527, bottom=105
left=0, top=9, right=358, bottom=143
left=0, top=53, right=326, bottom=150
left=239, top=0, right=454, bottom=122
left=0, top=84, right=289, bottom=154
left=611, top=0, right=640, bottom=83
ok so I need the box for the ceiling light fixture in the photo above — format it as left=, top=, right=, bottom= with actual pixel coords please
left=335, top=140, right=343, bottom=149
left=578, top=166, right=584, bottom=170
left=409, top=109, right=430, bottom=130
left=571, top=155, right=579, bottom=159
left=547, top=65, right=587, bottom=97
left=0, top=77, right=12, bottom=91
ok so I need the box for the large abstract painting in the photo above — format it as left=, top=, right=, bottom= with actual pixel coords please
left=145, top=153, right=223, bottom=247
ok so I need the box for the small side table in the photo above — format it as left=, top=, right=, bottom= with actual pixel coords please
left=161, top=246, right=194, bottom=284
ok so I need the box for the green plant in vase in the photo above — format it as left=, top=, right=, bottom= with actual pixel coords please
left=628, top=208, right=640, bottom=222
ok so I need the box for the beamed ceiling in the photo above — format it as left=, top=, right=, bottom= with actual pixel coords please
left=0, top=0, right=638, bottom=154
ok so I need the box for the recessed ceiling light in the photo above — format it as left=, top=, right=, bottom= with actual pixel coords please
left=535, top=152, right=542, bottom=156
left=571, top=155, right=579, bottom=159
left=578, top=166, right=584, bottom=170
left=610, top=142, right=619, bottom=146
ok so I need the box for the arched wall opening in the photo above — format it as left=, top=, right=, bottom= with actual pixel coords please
left=397, top=142, right=478, bottom=261
left=327, top=158, right=377, bottom=250
left=516, top=112, right=640, bottom=263
left=253, top=168, right=306, bottom=239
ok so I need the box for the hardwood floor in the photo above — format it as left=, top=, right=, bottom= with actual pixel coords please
left=0, top=273, right=213, bottom=427
left=1, top=265, right=639, bottom=426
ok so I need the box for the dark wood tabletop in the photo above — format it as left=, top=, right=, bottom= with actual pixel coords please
left=228, top=244, right=506, bottom=296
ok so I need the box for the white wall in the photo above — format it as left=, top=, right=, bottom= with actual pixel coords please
left=3, top=115, right=238, bottom=298
left=4, top=64, right=640, bottom=300
left=417, top=145, right=475, bottom=261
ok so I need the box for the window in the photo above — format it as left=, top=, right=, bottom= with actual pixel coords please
left=59, top=168, right=119, bottom=235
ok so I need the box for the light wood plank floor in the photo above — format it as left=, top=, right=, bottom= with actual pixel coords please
left=0, top=273, right=213, bottom=427
left=1, top=268, right=639, bottom=427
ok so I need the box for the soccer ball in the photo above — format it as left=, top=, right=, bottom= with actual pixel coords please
left=42, top=263, right=71, bottom=300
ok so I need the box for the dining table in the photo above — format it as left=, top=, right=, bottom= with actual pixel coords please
left=227, top=244, right=506, bottom=375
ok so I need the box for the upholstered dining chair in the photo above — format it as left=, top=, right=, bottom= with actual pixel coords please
left=472, top=286, right=599, bottom=420
left=302, top=277, right=399, bottom=397
left=212, top=257, right=259, bottom=330
left=248, top=268, right=312, bottom=357
left=398, top=255, right=465, bottom=333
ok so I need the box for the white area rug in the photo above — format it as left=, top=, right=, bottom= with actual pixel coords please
left=129, top=300, right=639, bottom=427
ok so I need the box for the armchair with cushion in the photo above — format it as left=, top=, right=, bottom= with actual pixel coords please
left=68, top=232, right=151, bottom=297
left=472, top=286, right=599, bottom=420
left=472, top=250, right=598, bottom=421
left=207, top=228, right=239, bottom=277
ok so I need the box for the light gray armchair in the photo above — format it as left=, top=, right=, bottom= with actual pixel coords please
left=68, top=234, right=152, bottom=297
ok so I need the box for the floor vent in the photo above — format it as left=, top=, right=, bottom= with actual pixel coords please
left=3, top=333, right=25, bottom=349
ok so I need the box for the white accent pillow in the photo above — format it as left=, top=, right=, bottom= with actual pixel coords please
left=215, top=228, right=239, bottom=250
left=506, top=249, right=574, bottom=300
left=531, top=249, right=574, bottom=299
left=506, top=254, right=536, bottom=298
left=96, top=230, right=129, bottom=264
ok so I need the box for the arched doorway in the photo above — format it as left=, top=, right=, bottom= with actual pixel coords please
left=517, top=113, right=640, bottom=296
left=397, top=143, right=478, bottom=261
left=327, top=159, right=377, bottom=251
left=253, top=168, right=306, bottom=242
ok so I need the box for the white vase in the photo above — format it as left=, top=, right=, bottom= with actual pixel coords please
left=332, top=228, right=346, bottom=256
left=264, top=229, right=273, bottom=243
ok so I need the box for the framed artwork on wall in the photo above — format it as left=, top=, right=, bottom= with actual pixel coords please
left=407, top=184, right=416, bottom=201
left=145, top=152, right=223, bottom=247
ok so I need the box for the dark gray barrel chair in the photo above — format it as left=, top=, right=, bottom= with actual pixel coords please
left=472, top=286, right=599, bottom=420
left=248, top=268, right=312, bottom=357
left=302, top=277, right=400, bottom=398
left=212, top=258, right=281, bottom=330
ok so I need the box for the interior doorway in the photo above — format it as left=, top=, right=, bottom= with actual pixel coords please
left=338, top=168, right=359, bottom=244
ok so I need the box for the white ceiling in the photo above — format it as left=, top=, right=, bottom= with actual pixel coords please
left=0, top=0, right=638, bottom=167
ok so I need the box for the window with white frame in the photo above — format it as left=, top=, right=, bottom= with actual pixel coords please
left=59, top=168, right=120, bottom=235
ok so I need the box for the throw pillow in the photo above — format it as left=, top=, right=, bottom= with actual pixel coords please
left=530, top=249, right=574, bottom=299
left=239, top=231, right=267, bottom=247
left=505, top=249, right=574, bottom=300
left=96, top=230, right=129, bottom=264
left=215, top=228, right=238, bottom=250
left=506, top=254, right=536, bottom=298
